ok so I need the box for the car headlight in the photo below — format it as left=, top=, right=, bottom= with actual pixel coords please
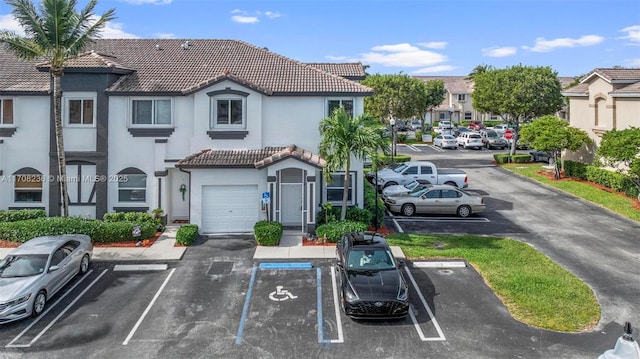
left=344, top=285, right=359, bottom=303
left=397, top=285, right=408, bottom=301
left=5, top=293, right=31, bottom=307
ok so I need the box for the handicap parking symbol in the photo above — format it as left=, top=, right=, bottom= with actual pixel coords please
left=268, top=285, right=298, bottom=301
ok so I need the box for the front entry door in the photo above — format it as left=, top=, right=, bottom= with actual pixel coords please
left=281, top=183, right=303, bottom=227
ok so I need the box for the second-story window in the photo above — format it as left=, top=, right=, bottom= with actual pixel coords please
left=66, top=98, right=94, bottom=125
left=458, top=94, right=467, bottom=102
left=1, top=98, right=13, bottom=125
left=327, top=99, right=353, bottom=117
left=214, top=98, right=244, bottom=128
left=131, top=99, right=172, bottom=125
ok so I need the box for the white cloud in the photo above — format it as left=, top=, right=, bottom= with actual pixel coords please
left=626, top=58, right=640, bottom=67
left=325, top=55, right=355, bottom=62
left=619, top=25, right=640, bottom=44
left=119, top=0, right=172, bottom=4
left=155, top=32, right=176, bottom=39
left=231, top=15, right=259, bottom=24
left=412, top=65, right=457, bottom=74
left=231, top=10, right=281, bottom=24
left=482, top=46, right=517, bottom=57
left=522, top=35, right=604, bottom=52
left=0, top=14, right=25, bottom=35
left=0, top=14, right=138, bottom=39
left=418, top=41, right=447, bottom=49
left=360, top=43, right=447, bottom=67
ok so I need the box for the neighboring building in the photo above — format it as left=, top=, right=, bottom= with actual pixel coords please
left=415, top=75, right=576, bottom=124
left=562, top=68, right=640, bottom=163
left=0, top=39, right=373, bottom=234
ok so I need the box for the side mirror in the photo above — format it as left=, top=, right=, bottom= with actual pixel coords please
left=397, top=259, right=405, bottom=268
left=49, top=265, right=60, bottom=272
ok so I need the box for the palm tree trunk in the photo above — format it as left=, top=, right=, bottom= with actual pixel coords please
left=341, top=169, right=349, bottom=220
left=52, top=71, right=69, bottom=217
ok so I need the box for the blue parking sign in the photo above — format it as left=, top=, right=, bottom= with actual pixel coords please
left=262, top=191, right=270, bottom=204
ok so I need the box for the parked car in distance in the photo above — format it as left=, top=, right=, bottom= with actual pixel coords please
left=409, top=120, right=422, bottom=131
left=435, top=120, right=453, bottom=134
left=0, top=234, right=93, bottom=324
left=453, top=127, right=473, bottom=137
left=434, top=134, right=457, bottom=149
left=530, top=150, right=555, bottom=164
left=366, top=162, right=403, bottom=184
left=382, top=179, right=431, bottom=201
left=479, top=129, right=508, bottom=149
left=456, top=132, right=484, bottom=149
left=467, top=121, right=486, bottom=131
left=492, top=123, right=516, bottom=136
left=375, top=161, right=468, bottom=189
left=384, top=184, right=485, bottom=217
left=335, top=231, right=409, bottom=319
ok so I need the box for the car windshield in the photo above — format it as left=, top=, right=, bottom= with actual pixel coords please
left=443, top=135, right=455, bottom=139
left=393, top=164, right=408, bottom=173
left=410, top=187, right=429, bottom=197
left=347, top=249, right=396, bottom=271
left=405, top=181, right=419, bottom=190
left=0, top=254, right=48, bottom=278
left=486, top=131, right=498, bottom=138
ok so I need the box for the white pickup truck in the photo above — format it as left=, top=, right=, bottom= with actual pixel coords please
left=376, top=161, right=468, bottom=189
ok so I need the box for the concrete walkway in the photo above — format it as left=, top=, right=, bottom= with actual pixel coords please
left=0, top=228, right=404, bottom=261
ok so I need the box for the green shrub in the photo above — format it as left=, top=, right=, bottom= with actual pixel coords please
left=376, top=154, right=411, bottom=167
left=584, top=166, right=638, bottom=198
left=103, top=211, right=154, bottom=223
left=0, top=217, right=156, bottom=243
left=494, top=153, right=532, bottom=164
left=175, top=224, right=199, bottom=246
left=363, top=181, right=384, bottom=228
left=253, top=220, right=283, bottom=246
left=396, top=133, right=408, bottom=143
left=0, top=209, right=46, bottom=222
left=345, top=207, right=373, bottom=226
left=315, top=220, right=368, bottom=243
left=564, top=160, right=588, bottom=179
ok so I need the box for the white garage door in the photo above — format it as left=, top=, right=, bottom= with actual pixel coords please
left=201, top=185, right=259, bottom=233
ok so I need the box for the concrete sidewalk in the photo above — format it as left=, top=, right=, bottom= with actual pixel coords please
left=0, top=229, right=404, bottom=261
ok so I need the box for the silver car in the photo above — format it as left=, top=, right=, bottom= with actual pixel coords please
left=385, top=184, right=485, bottom=217
left=0, top=234, right=93, bottom=324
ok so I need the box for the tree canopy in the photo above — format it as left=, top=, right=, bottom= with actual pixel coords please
left=597, top=127, right=640, bottom=198
left=362, top=74, right=443, bottom=125
left=319, top=107, right=387, bottom=220
left=519, top=115, right=592, bottom=179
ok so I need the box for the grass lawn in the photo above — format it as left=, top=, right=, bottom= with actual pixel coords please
left=387, top=233, right=600, bottom=332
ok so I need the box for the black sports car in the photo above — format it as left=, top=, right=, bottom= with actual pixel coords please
left=335, top=232, right=409, bottom=319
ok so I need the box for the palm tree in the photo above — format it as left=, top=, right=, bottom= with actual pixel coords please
left=0, top=0, right=115, bottom=216
left=319, top=107, right=388, bottom=221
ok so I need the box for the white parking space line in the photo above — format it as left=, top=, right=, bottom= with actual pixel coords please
left=406, top=144, right=421, bottom=152
left=386, top=210, right=404, bottom=233
left=113, top=264, right=168, bottom=271
left=413, top=261, right=467, bottom=268
left=327, top=266, right=344, bottom=344
left=122, top=268, right=176, bottom=345
left=404, top=267, right=446, bottom=341
left=6, top=269, right=108, bottom=348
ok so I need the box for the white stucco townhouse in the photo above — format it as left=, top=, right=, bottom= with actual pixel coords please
left=0, top=39, right=373, bottom=234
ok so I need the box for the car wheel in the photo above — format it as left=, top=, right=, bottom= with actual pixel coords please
left=401, top=204, right=415, bottom=217
left=457, top=205, right=471, bottom=218
left=444, top=181, right=457, bottom=187
left=383, top=181, right=397, bottom=188
left=79, top=254, right=90, bottom=275
left=32, top=290, right=47, bottom=317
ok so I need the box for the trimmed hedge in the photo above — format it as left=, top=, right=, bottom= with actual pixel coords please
left=0, top=217, right=156, bottom=244
left=253, top=220, right=283, bottom=246
left=0, top=209, right=46, bottom=222
left=315, top=220, right=368, bottom=243
left=564, top=160, right=639, bottom=199
left=104, top=211, right=163, bottom=232
left=364, top=181, right=384, bottom=228
left=175, top=224, right=199, bottom=246
left=494, top=153, right=533, bottom=164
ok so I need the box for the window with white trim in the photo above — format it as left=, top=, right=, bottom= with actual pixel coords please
left=327, top=99, right=354, bottom=117
left=458, top=94, right=467, bottom=102
left=64, top=95, right=95, bottom=125
left=464, top=112, right=472, bottom=120
left=117, top=169, right=146, bottom=202
left=326, top=172, right=355, bottom=205
left=212, top=98, right=245, bottom=128
left=1, top=98, right=13, bottom=125
left=131, top=99, right=172, bottom=125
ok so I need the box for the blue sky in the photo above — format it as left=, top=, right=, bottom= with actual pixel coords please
left=1, top=0, right=639, bottom=77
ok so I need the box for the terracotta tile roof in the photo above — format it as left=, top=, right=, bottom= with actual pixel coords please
left=0, top=52, right=49, bottom=93
left=562, top=82, right=589, bottom=95
left=1, top=39, right=374, bottom=96
left=414, top=76, right=473, bottom=94
left=176, top=145, right=325, bottom=169
left=586, top=68, right=640, bottom=82
left=305, top=63, right=366, bottom=80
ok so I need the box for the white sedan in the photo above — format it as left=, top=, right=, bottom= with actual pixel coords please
left=0, top=234, right=93, bottom=324
left=434, top=134, right=457, bottom=149
left=385, top=184, right=485, bottom=217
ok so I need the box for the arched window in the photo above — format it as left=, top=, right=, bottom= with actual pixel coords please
left=13, top=167, right=43, bottom=202
left=117, top=168, right=146, bottom=202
